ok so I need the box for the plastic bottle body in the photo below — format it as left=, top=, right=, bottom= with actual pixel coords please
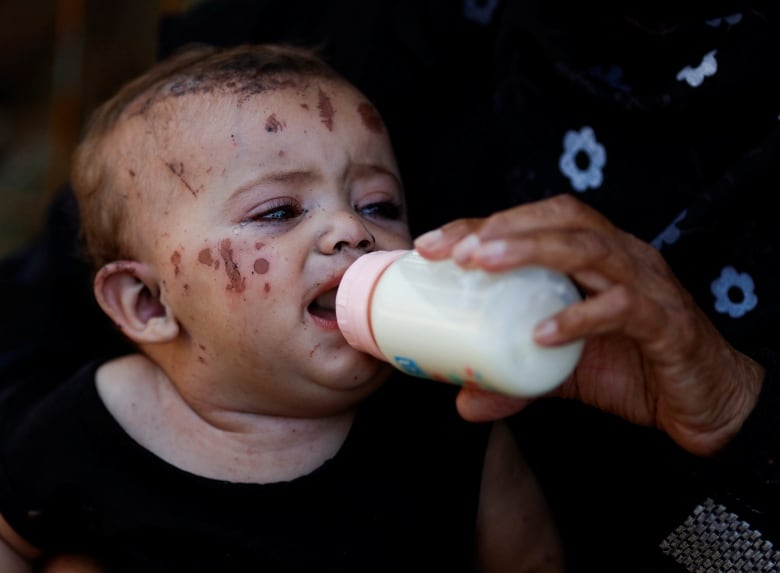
left=336, top=249, right=584, bottom=397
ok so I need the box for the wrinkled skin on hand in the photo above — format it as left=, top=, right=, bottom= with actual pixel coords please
left=415, top=194, right=764, bottom=457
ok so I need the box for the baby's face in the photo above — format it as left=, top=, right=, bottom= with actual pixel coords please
left=119, top=78, right=412, bottom=415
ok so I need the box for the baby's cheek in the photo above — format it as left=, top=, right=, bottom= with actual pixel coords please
left=253, top=257, right=269, bottom=274
left=195, top=243, right=236, bottom=296
left=197, top=239, right=275, bottom=297
left=253, top=257, right=273, bottom=295
left=218, top=238, right=247, bottom=294
left=197, top=246, right=221, bottom=271
left=165, top=248, right=191, bottom=297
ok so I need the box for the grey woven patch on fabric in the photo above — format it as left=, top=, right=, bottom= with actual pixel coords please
left=660, top=497, right=780, bottom=572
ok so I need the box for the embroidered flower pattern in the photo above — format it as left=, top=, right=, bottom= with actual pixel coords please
left=588, top=64, right=631, bottom=93
left=706, top=13, right=743, bottom=27
left=711, top=266, right=758, bottom=318
left=559, top=126, right=606, bottom=192
left=651, top=210, right=687, bottom=250
left=462, top=0, right=500, bottom=24
left=676, top=50, right=718, bottom=87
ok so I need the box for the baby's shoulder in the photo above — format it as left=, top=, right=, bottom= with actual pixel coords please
left=95, top=353, right=172, bottom=448
left=95, top=353, right=159, bottom=408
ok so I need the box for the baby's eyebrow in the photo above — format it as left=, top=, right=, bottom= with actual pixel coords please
left=350, top=164, right=402, bottom=185
left=264, top=170, right=317, bottom=183
left=229, top=169, right=319, bottom=200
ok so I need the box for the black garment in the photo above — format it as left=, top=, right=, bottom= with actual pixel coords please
left=0, top=365, right=490, bottom=573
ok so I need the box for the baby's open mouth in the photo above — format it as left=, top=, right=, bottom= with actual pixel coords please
left=308, top=287, right=338, bottom=321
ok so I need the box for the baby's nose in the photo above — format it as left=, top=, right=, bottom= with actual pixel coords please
left=317, top=210, right=375, bottom=254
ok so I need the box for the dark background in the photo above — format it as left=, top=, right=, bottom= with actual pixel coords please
left=0, top=1, right=199, bottom=257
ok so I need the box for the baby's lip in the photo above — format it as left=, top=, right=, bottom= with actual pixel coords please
left=305, top=269, right=349, bottom=321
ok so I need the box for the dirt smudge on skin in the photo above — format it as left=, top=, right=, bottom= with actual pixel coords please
left=254, top=258, right=269, bottom=274
left=219, top=239, right=246, bottom=293
left=171, top=251, right=182, bottom=276
left=317, top=87, right=334, bottom=131
left=357, top=102, right=384, bottom=133
left=198, top=248, right=213, bottom=266
left=165, top=160, right=199, bottom=197
left=265, top=114, right=285, bottom=133
left=198, top=247, right=220, bottom=270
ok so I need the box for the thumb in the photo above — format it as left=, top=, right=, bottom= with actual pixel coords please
left=455, top=387, right=533, bottom=422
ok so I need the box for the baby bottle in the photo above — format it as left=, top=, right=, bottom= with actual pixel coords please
left=335, top=249, right=584, bottom=397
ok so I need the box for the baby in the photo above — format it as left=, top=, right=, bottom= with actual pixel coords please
left=0, top=44, right=562, bottom=572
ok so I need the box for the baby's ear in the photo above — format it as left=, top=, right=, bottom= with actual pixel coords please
left=94, top=261, right=179, bottom=344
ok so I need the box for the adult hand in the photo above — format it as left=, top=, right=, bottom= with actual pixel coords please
left=414, top=194, right=764, bottom=457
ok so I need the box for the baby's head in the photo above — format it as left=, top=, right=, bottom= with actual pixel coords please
left=73, top=44, right=351, bottom=268
left=72, top=44, right=413, bottom=415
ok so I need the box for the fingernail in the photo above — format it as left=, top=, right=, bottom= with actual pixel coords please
left=474, top=240, right=507, bottom=262
left=414, top=228, right=443, bottom=249
left=452, top=233, right=481, bottom=263
left=534, top=319, right=558, bottom=341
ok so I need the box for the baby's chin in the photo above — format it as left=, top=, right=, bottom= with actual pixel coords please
left=314, top=351, right=392, bottom=394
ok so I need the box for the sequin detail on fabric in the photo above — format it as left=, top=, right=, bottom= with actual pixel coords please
left=660, top=498, right=780, bottom=572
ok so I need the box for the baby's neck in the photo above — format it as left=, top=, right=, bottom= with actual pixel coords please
left=96, top=353, right=356, bottom=483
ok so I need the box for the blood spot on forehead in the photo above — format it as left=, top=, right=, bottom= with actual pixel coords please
left=357, top=102, right=384, bottom=134
left=254, top=258, right=270, bottom=274
left=255, top=241, right=265, bottom=250
left=219, top=239, right=246, bottom=293
left=265, top=114, right=285, bottom=133
left=317, top=87, right=334, bottom=131
left=264, top=282, right=270, bottom=293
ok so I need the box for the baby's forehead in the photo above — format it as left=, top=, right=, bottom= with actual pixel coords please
left=110, top=75, right=382, bottom=176
left=119, top=77, right=372, bottom=151
left=127, top=73, right=354, bottom=120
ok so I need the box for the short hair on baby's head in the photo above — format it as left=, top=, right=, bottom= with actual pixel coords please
left=71, top=43, right=343, bottom=270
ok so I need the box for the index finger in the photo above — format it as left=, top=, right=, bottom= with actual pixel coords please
left=476, top=194, right=611, bottom=242
left=414, top=217, right=485, bottom=259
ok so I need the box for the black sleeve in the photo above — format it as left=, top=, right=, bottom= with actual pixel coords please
left=712, top=347, right=780, bottom=492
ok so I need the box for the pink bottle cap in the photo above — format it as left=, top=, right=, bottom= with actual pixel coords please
left=336, top=249, right=407, bottom=360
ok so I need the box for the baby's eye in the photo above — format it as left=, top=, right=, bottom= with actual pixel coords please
left=358, top=201, right=403, bottom=220
left=250, top=198, right=304, bottom=221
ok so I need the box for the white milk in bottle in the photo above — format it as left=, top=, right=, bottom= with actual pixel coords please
left=335, top=249, right=584, bottom=397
